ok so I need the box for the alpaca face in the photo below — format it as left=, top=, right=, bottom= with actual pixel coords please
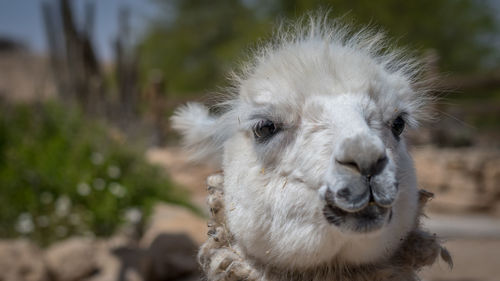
left=222, top=42, right=420, bottom=269
left=172, top=24, right=426, bottom=270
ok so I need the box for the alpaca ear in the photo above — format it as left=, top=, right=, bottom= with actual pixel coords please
left=170, top=102, right=227, bottom=166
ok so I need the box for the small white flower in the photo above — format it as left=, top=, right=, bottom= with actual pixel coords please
left=40, top=192, right=53, bottom=205
left=16, top=213, right=34, bottom=234
left=109, top=182, right=126, bottom=198
left=77, top=182, right=91, bottom=196
left=55, top=196, right=71, bottom=217
left=93, top=178, right=106, bottom=191
left=124, top=208, right=142, bottom=224
left=107, top=165, right=121, bottom=179
left=91, top=152, right=104, bottom=165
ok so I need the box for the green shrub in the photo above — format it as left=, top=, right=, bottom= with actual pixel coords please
left=0, top=101, right=192, bottom=246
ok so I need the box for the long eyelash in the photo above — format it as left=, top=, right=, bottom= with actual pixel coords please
left=399, top=112, right=409, bottom=123
left=399, top=111, right=420, bottom=128
left=252, top=121, right=265, bottom=138
left=253, top=120, right=266, bottom=130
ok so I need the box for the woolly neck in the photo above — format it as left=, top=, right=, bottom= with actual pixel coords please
left=199, top=174, right=451, bottom=281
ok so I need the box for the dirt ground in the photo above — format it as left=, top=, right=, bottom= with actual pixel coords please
left=420, top=239, right=500, bottom=281
left=147, top=146, right=500, bottom=281
left=419, top=214, right=500, bottom=281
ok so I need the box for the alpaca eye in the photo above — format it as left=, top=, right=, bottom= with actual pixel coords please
left=253, top=120, right=278, bottom=142
left=391, top=116, right=405, bottom=138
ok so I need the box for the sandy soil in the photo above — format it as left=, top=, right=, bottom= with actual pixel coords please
left=146, top=147, right=218, bottom=209
left=420, top=239, right=500, bottom=281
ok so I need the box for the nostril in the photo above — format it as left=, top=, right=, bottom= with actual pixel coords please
left=336, top=156, right=388, bottom=176
left=335, top=159, right=360, bottom=173
left=337, top=187, right=351, bottom=199
left=369, top=156, right=388, bottom=176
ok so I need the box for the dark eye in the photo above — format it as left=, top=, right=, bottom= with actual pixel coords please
left=253, top=120, right=278, bottom=142
left=391, top=116, right=405, bottom=138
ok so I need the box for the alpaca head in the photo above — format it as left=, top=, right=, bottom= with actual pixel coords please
left=172, top=19, right=429, bottom=270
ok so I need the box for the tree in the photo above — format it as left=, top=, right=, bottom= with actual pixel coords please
left=139, top=0, right=272, bottom=95
left=139, top=0, right=499, bottom=95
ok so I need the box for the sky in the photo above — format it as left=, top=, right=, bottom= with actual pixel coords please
left=0, top=0, right=158, bottom=60
left=1, top=0, right=499, bottom=61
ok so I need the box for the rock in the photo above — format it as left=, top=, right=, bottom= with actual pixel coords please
left=85, top=238, right=129, bottom=281
left=141, top=204, right=207, bottom=246
left=86, top=236, right=147, bottom=281
left=44, top=237, right=98, bottom=281
left=110, top=247, right=149, bottom=281
left=108, top=233, right=200, bottom=281
left=147, top=233, right=200, bottom=281
left=413, top=146, right=500, bottom=214
left=484, top=157, right=500, bottom=198
left=0, top=240, right=48, bottom=281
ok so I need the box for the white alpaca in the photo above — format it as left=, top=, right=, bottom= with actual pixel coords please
left=172, top=17, right=450, bottom=281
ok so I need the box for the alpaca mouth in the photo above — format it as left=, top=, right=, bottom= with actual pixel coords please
left=323, top=202, right=391, bottom=233
left=320, top=178, right=396, bottom=233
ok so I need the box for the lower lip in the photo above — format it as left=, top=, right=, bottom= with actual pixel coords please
left=323, top=204, right=390, bottom=233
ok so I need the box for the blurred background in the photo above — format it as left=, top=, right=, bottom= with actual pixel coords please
left=0, top=0, right=499, bottom=281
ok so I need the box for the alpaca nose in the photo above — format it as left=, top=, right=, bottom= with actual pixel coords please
left=335, top=133, right=387, bottom=176
left=323, top=132, right=397, bottom=213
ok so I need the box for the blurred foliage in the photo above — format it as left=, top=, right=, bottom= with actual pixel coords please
left=139, top=0, right=272, bottom=95
left=0, top=101, right=192, bottom=246
left=138, top=0, right=499, bottom=95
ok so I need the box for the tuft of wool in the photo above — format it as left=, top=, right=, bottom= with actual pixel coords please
left=198, top=174, right=452, bottom=281
left=170, top=103, right=227, bottom=166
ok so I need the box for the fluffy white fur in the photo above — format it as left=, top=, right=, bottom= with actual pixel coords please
left=172, top=16, right=432, bottom=273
